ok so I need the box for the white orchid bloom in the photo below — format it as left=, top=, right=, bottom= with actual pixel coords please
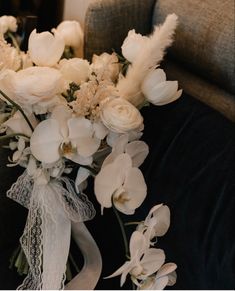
left=30, top=105, right=100, bottom=165
left=8, top=137, right=31, bottom=167
left=103, top=134, right=149, bottom=168
left=28, top=29, right=65, bottom=67
left=107, top=231, right=165, bottom=286
left=138, top=263, right=177, bottom=290
left=94, top=152, right=147, bottom=214
left=137, top=204, right=171, bottom=244
left=141, top=69, right=182, bottom=105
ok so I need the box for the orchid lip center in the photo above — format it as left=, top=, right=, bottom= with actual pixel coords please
left=60, top=141, right=76, bottom=155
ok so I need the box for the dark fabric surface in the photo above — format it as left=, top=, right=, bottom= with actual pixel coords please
left=0, top=94, right=234, bottom=289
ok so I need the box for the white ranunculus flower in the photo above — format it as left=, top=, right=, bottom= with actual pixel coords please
left=92, top=52, right=120, bottom=81
left=141, top=69, right=182, bottom=105
left=0, top=16, right=17, bottom=34
left=28, top=29, right=65, bottom=67
left=59, top=58, right=90, bottom=84
left=121, top=29, right=148, bottom=63
left=100, top=98, right=143, bottom=133
left=3, top=67, right=64, bottom=106
left=55, top=20, right=83, bottom=48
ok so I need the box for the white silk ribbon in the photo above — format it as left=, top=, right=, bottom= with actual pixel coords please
left=7, top=171, right=99, bottom=290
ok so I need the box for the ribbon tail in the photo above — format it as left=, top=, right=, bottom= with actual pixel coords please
left=65, top=222, right=102, bottom=290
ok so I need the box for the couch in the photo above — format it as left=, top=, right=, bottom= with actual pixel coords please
left=0, top=0, right=234, bottom=289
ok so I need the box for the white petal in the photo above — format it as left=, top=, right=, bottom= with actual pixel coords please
left=105, top=261, right=133, bottom=287
left=167, top=270, right=177, bottom=286
left=153, top=205, right=171, bottom=237
left=102, top=134, right=128, bottom=167
left=68, top=117, right=93, bottom=140
left=141, top=69, right=166, bottom=93
left=75, top=167, right=90, bottom=192
left=140, top=248, right=165, bottom=278
left=156, top=263, right=177, bottom=279
left=76, top=136, right=100, bottom=157
left=28, top=29, right=64, bottom=67
left=152, top=275, right=169, bottom=290
left=30, top=119, right=62, bottom=163
left=51, top=105, right=72, bottom=138
left=125, top=141, right=149, bottom=167
left=93, top=121, right=109, bottom=139
left=94, top=154, right=132, bottom=208
left=129, top=231, right=147, bottom=260
left=143, top=81, right=179, bottom=105
left=155, top=89, right=182, bottom=106
left=68, top=153, right=93, bottom=166
left=120, top=167, right=147, bottom=213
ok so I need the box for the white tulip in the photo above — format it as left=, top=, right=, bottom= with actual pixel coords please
left=141, top=69, right=182, bottom=105
left=121, top=29, right=148, bottom=63
left=28, top=29, right=65, bottom=67
left=4, top=66, right=64, bottom=106
left=59, top=58, right=90, bottom=84
left=0, top=16, right=17, bottom=34
left=56, top=20, right=83, bottom=49
left=100, top=97, right=143, bottom=133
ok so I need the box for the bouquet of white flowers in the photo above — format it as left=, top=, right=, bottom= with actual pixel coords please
left=0, top=13, right=181, bottom=290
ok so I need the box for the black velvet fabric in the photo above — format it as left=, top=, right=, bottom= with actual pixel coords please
left=0, top=93, right=234, bottom=289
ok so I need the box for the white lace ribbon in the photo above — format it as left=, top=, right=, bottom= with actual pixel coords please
left=7, top=171, right=98, bottom=290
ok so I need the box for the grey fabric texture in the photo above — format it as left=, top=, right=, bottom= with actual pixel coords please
left=84, top=0, right=156, bottom=61
left=153, top=0, right=235, bottom=95
left=164, top=60, right=235, bottom=121
left=84, top=0, right=235, bottom=120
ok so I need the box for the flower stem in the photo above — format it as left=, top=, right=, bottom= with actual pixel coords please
left=0, top=133, right=30, bottom=141
left=0, top=90, right=34, bottom=132
left=6, top=31, right=20, bottom=52
left=112, top=205, right=129, bottom=258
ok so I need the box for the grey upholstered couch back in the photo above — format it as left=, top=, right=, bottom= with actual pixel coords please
left=84, top=0, right=235, bottom=121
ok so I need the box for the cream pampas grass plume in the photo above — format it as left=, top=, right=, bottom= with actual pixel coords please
left=117, top=14, right=178, bottom=107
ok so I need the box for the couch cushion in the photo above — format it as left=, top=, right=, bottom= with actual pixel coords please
left=153, top=0, right=235, bottom=94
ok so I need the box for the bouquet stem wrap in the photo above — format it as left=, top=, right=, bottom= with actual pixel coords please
left=7, top=171, right=98, bottom=290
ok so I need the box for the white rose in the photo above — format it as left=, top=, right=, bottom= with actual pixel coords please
left=28, top=29, right=65, bottom=67
left=141, top=69, right=182, bottom=105
left=56, top=20, right=83, bottom=48
left=121, top=29, right=148, bottom=63
left=100, top=97, right=143, bottom=133
left=0, top=16, right=17, bottom=34
left=92, top=52, right=120, bottom=81
left=59, top=58, right=90, bottom=84
left=5, top=67, right=64, bottom=106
